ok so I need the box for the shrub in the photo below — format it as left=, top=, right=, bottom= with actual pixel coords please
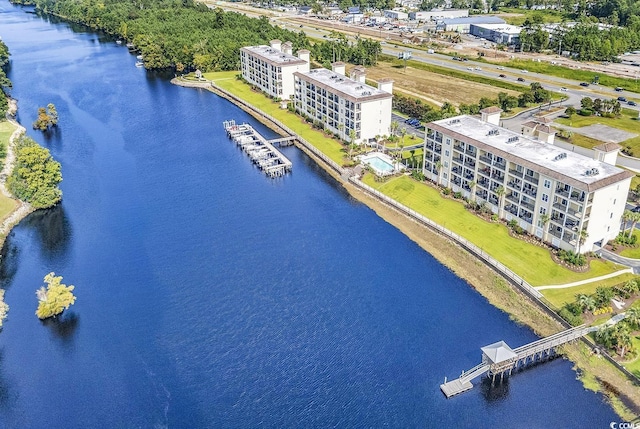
left=578, top=108, right=593, bottom=116
left=564, top=301, right=583, bottom=317
left=442, top=188, right=451, bottom=196
left=507, top=219, right=518, bottom=229
left=557, top=249, right=586, bottom=266
left=559, top=306, right=583, bottom=326
left=453, top=191, right=463, bottom=199
left=411, top=170, right=425, bottom=181
left=491, top=214, right=498, bottom=222
left=614, top=232, right=637, bottom=246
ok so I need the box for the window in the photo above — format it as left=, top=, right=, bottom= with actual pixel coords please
left=446, top=138, right=451, bottom=145
left=613, top=199, right=616, bottom=205
left=443, top=173, right=448, bottom=179
left=544, top=179, right=551, bottom=188
left=542, top=194, right=548, bottom=202
left=445, top=150, right=450, bottom=157
left=539, top=207, right=546, bottom=214
left=610, top=213, right=613, bottom=219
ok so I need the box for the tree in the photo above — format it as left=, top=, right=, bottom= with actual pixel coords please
left=628, top=211, right=640, bottom=239
left=495, top=186, right=505, bottom=219
left=348, top=129, right=357, bottom=159
left=32, top=104, right=59, bottom=131
left=540, top=213, right=550, bottom=242
left=35, top=272, right=76, bottom=320
left=565, top=106, right=576, bottom=117
left=435, top=160, right=443, bottom=186
left=469, top=180, right=476, bottom=203
left=576, top=293, right=596, bottom=312
left=390, top=120, right=399, bottom=137
left=578, top=227, right=589, bottom=254
left=7, top=135, right=63, bottom=209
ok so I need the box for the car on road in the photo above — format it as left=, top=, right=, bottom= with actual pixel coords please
left=474, top=67, right=482, bottom=71
left=618, top=96, right=627, bottom=102
left=521, top=69, right=528, bottom=73
left=560, top=87, right=567, bottom=91
left=517, top=77, right=525, bottom=82
left=629, top=101, right=638, bottom=106
left=615, top=87, right=624, bottom=91
left=408, top=119, right=421, bottom=126
left=633, top=206, right=640, bottom=213
left=580, top=82, right=589, bottom=87
left=467, top=66, right=474, bottom=70
left=499, top=74, right=506, bottom=78
left=497, top=66, right=505, bottom=70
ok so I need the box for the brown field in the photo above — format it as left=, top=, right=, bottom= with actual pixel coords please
left=361, top=61, right=521, bottom=107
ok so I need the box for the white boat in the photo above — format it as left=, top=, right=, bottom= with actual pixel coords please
left=136, top=55, right=143, bottom=60
left=116, top=40, right=122, bottom=45
left=135, top=61, right=144, bottom=68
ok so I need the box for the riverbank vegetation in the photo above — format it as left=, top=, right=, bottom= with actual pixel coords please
left=35, top=272, right=76, bottom=320
left=32, top=103, right=58, bottom=131
left=8, top=134, right=62, bottom=209
left=0, top=39, right=11, bottom=117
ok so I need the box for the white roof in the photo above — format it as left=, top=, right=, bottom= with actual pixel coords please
left=241, top=45, right=306, bottom=66
left=295, top=68, right=392, bottom=102
left=472, top=23, right=522, bottom=34
left=429, top=115, right=633, bottom=192
left=481, top=341, right=517, bottom=363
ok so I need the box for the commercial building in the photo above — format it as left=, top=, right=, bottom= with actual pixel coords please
left=293, top=63, right=393, bottom=144
left=240, top=40, right=310, bottom=100
left=384, top=10, right=409, bottom=20
left=409, top=9, right=469, bottom=21
left=437, top=16, right=505, bottom=33
left=470, top=23, right=522, bottom=45
left=422, top=108, right=633, bottom=253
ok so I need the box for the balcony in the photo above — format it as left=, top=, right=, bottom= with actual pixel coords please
left=567, top=206, right=583, bottom=218
left=453, top=144, right=465, bottom=152
left=466, top=149, right=477, bottom=157
left=522, top=188, right=537, bottom=198
left=555, top=188, right=569, bottom=197
left=494, top=161, right=506, bottom=171
left=505, top=204, right=518, bottom=216
left=570, top=192, right=585, bottom=203
left=508, top=169, right=523, bottom=179
left=524, top=175, right=539, bottom=185
left=479, top=155, right=492, bottom=164
left=521, top=200, right=535, bottom=211
left=506, top=194, right=519, bottom=204
left=549, top=228, right=563, bottom=239
left=553, top=203, right=568, bottom=212
left=464, top=160, right=476, bottom=169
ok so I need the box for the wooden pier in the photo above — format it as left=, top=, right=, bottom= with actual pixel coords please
left=440, top=325, right=596, bottom=398
left=222, top=120, right=293, bottom=178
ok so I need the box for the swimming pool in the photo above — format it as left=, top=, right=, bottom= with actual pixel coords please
left=360, top=152, right=397, bottom=176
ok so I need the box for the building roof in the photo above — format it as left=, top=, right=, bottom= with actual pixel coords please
left=481, top=341, right=517, bottom=363
left=481, top=106, right=502, bottom=114
left=294, top=68, right=392, bottom=103
left=443, top=16, right=505, bottom=25
left=521, top=121, right=553, bottom=134
left=471, top=23, right=522, bottom=34
left=594, top=142, right=622, bottom=153
left=241, top=45, right=307, bottom=67
left=428, top=115, right=634, bottom=192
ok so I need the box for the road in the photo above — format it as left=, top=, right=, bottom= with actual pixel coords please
left=205, top=1, right=640, bottom=111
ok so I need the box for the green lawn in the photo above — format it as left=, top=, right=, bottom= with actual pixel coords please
left=554, top=110, right=640, bottom=155
left=362, top=173, right=622, bottom=286
left=497, top=8, right=567, bottom=26
left=0, top=121, right=18, bottom=223
left=617, top=230, right=640, bottom=259
left=540, top=273, right=638, bottom=308
left=201, top=71, right=347, bottom=165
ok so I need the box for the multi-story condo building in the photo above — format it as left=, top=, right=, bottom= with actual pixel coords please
left=293, top=63, right=393, bottom=144
left=240, top=40, right=310, bottom=100
left=422, top=108, right=634, bottom=253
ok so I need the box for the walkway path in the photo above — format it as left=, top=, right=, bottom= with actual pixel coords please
left=535, top=268, right=634, bottom=290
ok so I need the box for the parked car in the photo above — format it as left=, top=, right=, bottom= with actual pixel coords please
left=499, top=74, right=506, bottom=78
left=517, top=77, right=525, bottom=82
left=521, top=69, right=528, bottom=73
left=615, top=87, right=624, bottom=91
left=474, top=67, right=482, bottom=71
left=560, top=87, right=567, bottom=91
left=580, top=82, right=589, bottom=87
left=497, top=66, right=505, bottom=70
left=629, top=101, right=638, bottom=106
left=618, top=96, right=627, bottom=102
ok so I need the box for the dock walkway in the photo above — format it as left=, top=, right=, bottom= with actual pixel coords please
left=223, top=120, right=293, bottom=177
left=440, top=325, right=597, bottom=398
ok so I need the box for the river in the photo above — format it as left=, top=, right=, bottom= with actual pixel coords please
left=0, top=2, right=619, bottom=428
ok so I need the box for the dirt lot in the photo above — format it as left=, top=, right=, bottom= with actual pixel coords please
left=358, top=61, right=520, bottom=107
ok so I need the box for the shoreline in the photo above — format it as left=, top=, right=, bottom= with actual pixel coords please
left=0, top=100, right=34, bottom=250
left=173, top=77, right=640, bottom=419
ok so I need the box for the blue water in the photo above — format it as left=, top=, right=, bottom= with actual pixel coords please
left=0, top=3, right=620, bottom=428
left=363, top=154, right=394, bottom=174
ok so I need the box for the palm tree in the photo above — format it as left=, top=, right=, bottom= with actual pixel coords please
left=390, top=120, right=399, bottom=137
left=540, top=213, right=550, bottom=243
left=495, top=186, right=505, bottom=219
left=348, top=129, right=357, bottom=159
left=621, top=209, right=633, bottom=236
left=613, top=324, right=632, bottom=357
left=628, top=211, right=640, bottom=239
left=469, top=180, right=476, bottom=203
left=625, top=306, right=640, bottom=330
left=576, top=294, right=596, bottom=313
left=578, top=227, right=589, bottom=254
left=435, top=160, right=443, bottom=186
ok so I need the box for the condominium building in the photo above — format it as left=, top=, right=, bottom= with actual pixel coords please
left=293, top=63, right=393, bottom=143
left=422, top=108, right=634, bottom=253
left=240, top=40, right=310, bottom=100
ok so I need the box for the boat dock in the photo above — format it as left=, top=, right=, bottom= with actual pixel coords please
left=440, top=325, right=596, bottom=398
left=222, top=120, right=293, bottom=178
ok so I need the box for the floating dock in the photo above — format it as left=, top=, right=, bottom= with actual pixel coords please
left=223, top=120, right=293, bottom=178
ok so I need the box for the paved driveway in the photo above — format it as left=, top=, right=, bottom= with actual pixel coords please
left=552, top=123, right=637, bottom=144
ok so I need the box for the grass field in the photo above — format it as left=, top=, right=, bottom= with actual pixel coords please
left=0, top=121, right=18, bottom=224
left=361, top=173, right=622, bottom=286
left=554, top=109, right=640, bottom=155
left=617, top=230, right=640, bottom=258
left=497, top=8, right=568, bottom=26
left=202, top=71, right=347, bottom=164
left=540, top=273, right=638, bottom=308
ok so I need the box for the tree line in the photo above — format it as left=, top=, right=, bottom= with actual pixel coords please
left=0, top=39, right=11, bottom=118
